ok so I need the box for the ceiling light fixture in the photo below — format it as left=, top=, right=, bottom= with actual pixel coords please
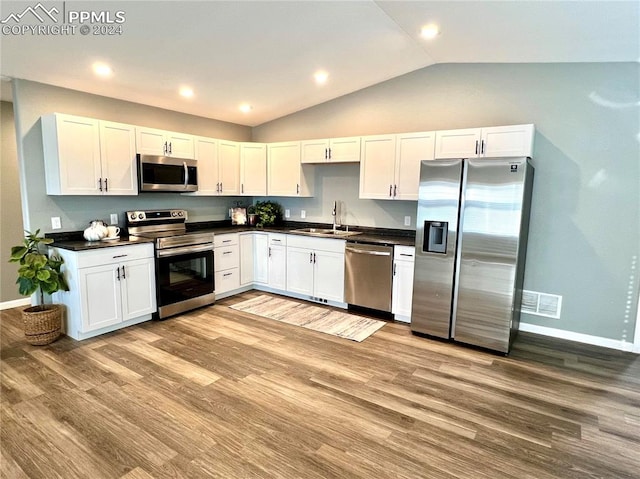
left=420, top=24, right=440, bottom=39
left=314, top=71, right=329, bottom=85
left=239, top=103, right=253, bottom=113
left=179, top=86, right=194, bottom=98
left=92, top=62, right=113, bottom=77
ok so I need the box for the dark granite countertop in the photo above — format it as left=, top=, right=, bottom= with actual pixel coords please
left=47, top=233, right=155, bottom=252
left=47, top=221, right=415, bottom=251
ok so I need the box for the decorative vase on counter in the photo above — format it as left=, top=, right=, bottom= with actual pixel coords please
left=83, top=220, right=108, bottom=241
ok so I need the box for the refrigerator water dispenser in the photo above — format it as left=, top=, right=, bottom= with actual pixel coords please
left=424, top=221, right=448, bottom=254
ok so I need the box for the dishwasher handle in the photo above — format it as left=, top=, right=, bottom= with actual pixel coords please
left=346, top=245, right=392, bottom=256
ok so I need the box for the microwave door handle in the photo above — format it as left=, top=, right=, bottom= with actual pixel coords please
left=183, top=161, right=188, bottom=189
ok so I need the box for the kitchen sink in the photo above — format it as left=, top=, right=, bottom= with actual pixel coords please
left=290, top=228, right=362, bottom=237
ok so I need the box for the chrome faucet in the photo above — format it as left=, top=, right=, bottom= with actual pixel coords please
left=332, top=201, right=341, bottom=232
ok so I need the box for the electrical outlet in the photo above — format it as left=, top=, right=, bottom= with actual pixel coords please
left=285, top=209, right=290, bottom=218
left=51, top=217, right=61, bottom=230
left=300, top=210, right=306, bottom=219
left=110, top=213, right=118, bottom=225
left=404, top=216, right=411, bottom=226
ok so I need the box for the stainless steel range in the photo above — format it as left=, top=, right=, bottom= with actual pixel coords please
left=127, top=209, right=215, bottom=319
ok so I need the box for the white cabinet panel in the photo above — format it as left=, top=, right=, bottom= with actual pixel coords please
left=240, top=142, right=267, bottom=195
left=267, top=142, right=313, bottom=196
left=313, top=250, right=345, bottom=303
left=42, top=114, right=138, bottom=196
left=435, top=125, right=534, bottom=159
left=254, top=233, right=269, bottom=285
left=239, top=233, right=255, bottom=286
left=121, top=258, right=156, bottom=320
left=193, top=137, right=219, bottom=195
left=136, top=127, right=194, bottom=159
left=286, top=247, right=315, bottom=296
left=392, top=246, right=415, bottom=323
left=359, top=135, right=397, bottom=200
left=79, top=264, right=122, bottom=331
left=99, top=121, right=137, bottom=195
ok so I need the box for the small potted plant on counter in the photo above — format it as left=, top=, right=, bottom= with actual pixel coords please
left=9, top=230, right=69, bottom=345
left=254, top=200, right=283, bottom=228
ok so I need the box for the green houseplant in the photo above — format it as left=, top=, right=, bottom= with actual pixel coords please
left=253, top=200, right=283, bottom=227
left=9, top=230, right=69, bottom=345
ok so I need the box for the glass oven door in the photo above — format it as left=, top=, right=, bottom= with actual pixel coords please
left=156, top=246, right=214, bottom=312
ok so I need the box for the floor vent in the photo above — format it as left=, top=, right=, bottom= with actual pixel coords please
left=521, top=290, right=562, bottom=319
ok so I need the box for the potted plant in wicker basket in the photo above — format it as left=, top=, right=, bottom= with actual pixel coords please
left=9, top=230, right=69, bottom=345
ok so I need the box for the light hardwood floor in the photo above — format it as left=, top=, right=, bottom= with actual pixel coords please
left=1, top=290, right=639, bottom=479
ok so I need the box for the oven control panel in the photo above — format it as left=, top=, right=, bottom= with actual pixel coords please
left=126, top=209, right=187, bottom=223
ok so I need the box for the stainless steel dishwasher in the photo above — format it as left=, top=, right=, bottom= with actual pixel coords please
left=345, top=243, right=393, bottom=312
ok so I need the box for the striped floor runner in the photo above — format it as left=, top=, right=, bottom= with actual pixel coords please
left=229, top=295, right=386, bottom=342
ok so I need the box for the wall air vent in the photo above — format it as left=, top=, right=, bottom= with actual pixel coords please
left=521, top=290, right=562, bottom=319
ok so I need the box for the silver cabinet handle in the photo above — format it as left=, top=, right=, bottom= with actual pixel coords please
left=475, top=140, right=479, bottom=155
left=389, top=185, right=392, bottom=197
left=393, top=263, right=396, bottom=276
left=480, top=139, right=485, bottom=155
left=310, top=252, right=313, bottom=263
left=169, top=142, right=172, bottom=154
left=296, top=183, right=300, bottom=194
left=393, top=185, right=397, bottom=197
left=268, top=247, right=272, bottom=257
left=325, top=148, right=328, bottom=160
left=105, top=178, right=108, bottom=192
left=163, top=141, right=168, bottom=154
left=112, top=254, right=128, bottom=259
left=223, top=272, right=232, bottom=277
left=328, top=147, right=331, bottom=159
left=116, top=266, right=120, bottom=281
left=98, top=178, right=103, bottom=192
left=121, top=265, right=126, bottom=279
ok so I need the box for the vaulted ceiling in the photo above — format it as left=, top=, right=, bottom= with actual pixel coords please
left=1, top=1, right=638, bottom=126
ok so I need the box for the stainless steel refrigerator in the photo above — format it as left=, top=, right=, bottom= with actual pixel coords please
left=411, top=157, right=534, bottom=353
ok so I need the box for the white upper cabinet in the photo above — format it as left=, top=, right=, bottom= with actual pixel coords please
left=192, top=136, right=219, bottom=195
left=359, top=135, right=397, bottom=200
left=191, top=137, right=241, bottom=196
left=359, top=131, right=435, bottom=200
left=136, top=126, right=195, bottom=159
left=99, top=121, right=138, bottom=195
left=435, top=124, right=534, bottom=159
left=42, top=113, right=137, bottom=196
left=218, top=140, right=241, bottom=195
left=301, top=136, right=361, bottom=164
left=481, top=124, right=535, bottom=157
left=240, top=142, right=267, bottom=195
left=267, top=142, right=313, bottom=197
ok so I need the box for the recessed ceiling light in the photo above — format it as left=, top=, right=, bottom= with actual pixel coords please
left=420, top=24, right=440, bottom=39
left=314, top=71, right=329, bottom=85
left=179, top=86, right=194, bottom=98
left=239, top=104, right=253, bottom=113
left=92, top=62, right=113, bottom=77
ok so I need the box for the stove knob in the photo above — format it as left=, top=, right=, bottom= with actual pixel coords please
left=130, top=213, right=136, bottom=220
left=138, top=213, right=144, bottom=219
left=171, top=211, right=178, bottom=217
left=178, top=211, right=184, bottom=217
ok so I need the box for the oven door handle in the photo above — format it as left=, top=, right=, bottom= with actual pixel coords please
left=157, top=244, right=213, bottom=258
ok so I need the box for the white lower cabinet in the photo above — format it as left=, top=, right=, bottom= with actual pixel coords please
left=267, top=234, right=287, bottom=290
left=286, top=235, right=345, bottom=304
left=253, top=233, right=269, bottom=285
left=239, top=233, right=255, bottom=285
left=392, top=245, right=415, bottom=323
left=214, top=233, right=240, bottom=297
left=51, top=244, right=156, bottom=340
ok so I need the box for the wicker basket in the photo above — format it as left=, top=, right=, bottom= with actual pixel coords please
left=22, top=304, right=62, bottom=345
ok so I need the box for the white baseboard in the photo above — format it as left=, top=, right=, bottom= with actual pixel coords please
left=0, top=298, right=30, bottom=311
left=519, top=322, right=638, bottom=353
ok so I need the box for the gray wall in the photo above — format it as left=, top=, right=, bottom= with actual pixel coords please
left=253, top=63, right=640, bottom=343
left=12, top=79, right=253, bottom=233
left=1, top=101, right=24, bottom=303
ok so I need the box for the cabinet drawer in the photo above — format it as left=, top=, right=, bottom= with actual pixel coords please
left=394, top=245, right=415, bottom=262
left=214, top=244, right=239, bottom=272
left=214, top=233, right=239, bottom=248
left=215, top=268, right=240, bottom=294
left=74, top=244, right=154, bottom=269
left=268, top=233, right=287, bottom=246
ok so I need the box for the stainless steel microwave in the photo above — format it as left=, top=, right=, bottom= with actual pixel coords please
left=137, top=154, right=198, bottom=192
